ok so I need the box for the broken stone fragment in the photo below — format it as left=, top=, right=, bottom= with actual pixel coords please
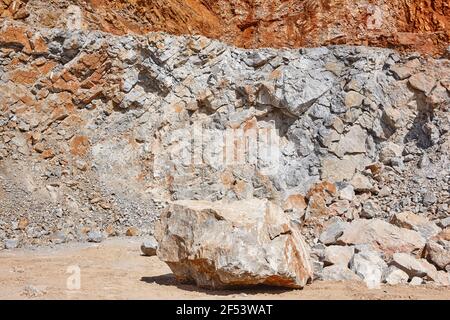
left=390, top=211, right=441, bottom=240
left=382, top=266, right=409, bottom=285
left=323, top=245, right=354, bottom=266
left=423, top=241, right=450, bottom=270
left=321, top=265, right=360, bottom=281
left=349, top=250, right=387, bottom=285
left=154, top=199, right=313, bottom=289
left=408, top=73, right=436, bottom=95
left=336, top=219, right=425, bottom=257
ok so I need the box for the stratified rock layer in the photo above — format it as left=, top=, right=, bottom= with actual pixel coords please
left=2, top=0, right=449, bottom=55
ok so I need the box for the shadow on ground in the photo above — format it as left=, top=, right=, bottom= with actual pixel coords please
left=141, top=274, right=295, bottom=296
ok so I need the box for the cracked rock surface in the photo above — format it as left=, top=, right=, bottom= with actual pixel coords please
left=0, top=14, right=449, bottom=288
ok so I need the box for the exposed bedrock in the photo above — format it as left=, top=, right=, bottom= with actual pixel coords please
left=0, top=20, right=449, bottom=288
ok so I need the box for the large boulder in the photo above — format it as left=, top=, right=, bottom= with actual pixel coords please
left=154, top=199, right=313, bottom=289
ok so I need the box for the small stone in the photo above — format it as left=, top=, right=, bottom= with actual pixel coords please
left=349, top=250, right=387, bottom=287
left=409, top=277, right=423, bottom=286
left=323, top=245, right=354, bottom=266
left=126, top=227, right=139, bottom=237
left=390, top=211, right=441, bottom=240
left=339, top=184, right=355, bottom=201
left=350, top=173, right=375, bottom=193
left=344, top=91, right=365, bottom=108
left=382, top=106, right=402, bottom=129
left=408, top=73, right=436, bottom=95
left=4, top=239, right=19, bottom=250
left=390, top=253, right=429, bottom=279
left=321, top=265, right=360, bottom=281
left=438, top=217, right=450, bottom=229
left=360, top=200, right=381, bottom=219
left=424, top=241, right=450, bottom=270
left=87, top=231, right=105, bottom=243
left=422, top=192, right=437, bottom=206
left=390, top=65, right=413, bottom=80
left=379, top=142, right=404, bottom=165
left=319, top=217, right=348, bottom=245
left=22, top=285, right=47, bottom=297
left=383, top=266, right=409, bottom=285
left=17, top=217, right=29, bottom=230
left=141, top=237, right=158, bottom=256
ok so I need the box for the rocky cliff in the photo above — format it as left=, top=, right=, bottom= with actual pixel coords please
left=0, top=1, right=449, bottom=287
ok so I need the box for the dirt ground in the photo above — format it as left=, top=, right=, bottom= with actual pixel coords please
left=0, top=238, right=449, bottom=300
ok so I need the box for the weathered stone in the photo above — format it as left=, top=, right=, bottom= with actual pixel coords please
left=379, top=142, right=404, bottom=165
left=390, top=65, right=413, bottom=80
left=424, top=241, right=450, bottom=270
left=350, top=173, right=375, bottom=193
left=437, top=228, right=450, bottom=241
left=382, top=106, right=402, bottom=129
left=87, top=231, right=105, bottom=243
left=155, top=199, right=313, bottom=289
left=438, top=217, right=450, bottom=229
left=337, top=219, right=425, bottom=257
left=4, top=238, right=19, bottom=249
left=323, top=245, right=354, bottom=266
left=409, top=277, right=423, bottom=285
left=141, top=237, right=158, bottom=257
left=390, top=212, right=441, bottom=240
left=332, top=125, right=367, bottom=156
left=390, top=253, right=430, bottom=279
left=360, top=200, right=381, bottom=219
left=382, top=266, right=409, bottom=285
left=322, top=155, right=368, bottom=182
left=349, top=250, right=387, bottom=286
left=319, top=217, right=349, bottom=245
left=338, top=184, right=355, bottom=201
left=408, top=73, right=436, bottom=94
left=344, top=91, right=365, bottom=108
left=321, top=265, right=360, bottom=281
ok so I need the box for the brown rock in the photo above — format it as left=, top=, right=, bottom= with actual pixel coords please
left=126, top=227, right=139, bottom=237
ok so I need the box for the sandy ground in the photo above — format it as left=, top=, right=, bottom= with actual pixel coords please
left=0, top=237, right=449, bottom=300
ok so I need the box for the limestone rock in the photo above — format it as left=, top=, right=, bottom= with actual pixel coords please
left=423, top=241, right=450, bottom=270
left=323, top=245, right=354, bottom=266
left=390, top=253, right=430, bottom=279
left=141, top=237, right=158, bottom=257
left=390, top=212, right=441, bottom=240
left=319, top=217, right=349, bottom=245
left=349, top=250, right=387, bottom=285
left=154, top=199, right=313, bottom=289
left=337, top=219, right=425, bottom=257
left=382, top=266, right=409, bottom=285
left=408, top=73, right=436, bottom=95
left=321, top=265, right=360, bottom=282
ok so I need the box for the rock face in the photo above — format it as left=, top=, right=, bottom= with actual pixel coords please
left=154, top=199, right=313, bottom=289
left=0, top=2, right=450, bottom=289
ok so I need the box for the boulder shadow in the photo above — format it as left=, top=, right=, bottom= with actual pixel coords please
left=140, top=274, right=295, bottom=296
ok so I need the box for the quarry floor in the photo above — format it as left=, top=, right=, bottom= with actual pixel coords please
left=0, top=238, right=449, bottom=300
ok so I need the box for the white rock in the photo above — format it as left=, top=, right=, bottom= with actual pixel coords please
left=382, top=266, right=409, bottom=285
left=323, top=245, right=354, bottom=266
left=155, top=199, right=313, bottom=289
left=321, top=265, right=360, bottom=281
